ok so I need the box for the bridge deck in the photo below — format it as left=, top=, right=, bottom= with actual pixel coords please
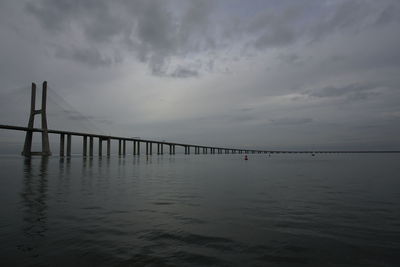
left=1, top=124, right=399, bottom=154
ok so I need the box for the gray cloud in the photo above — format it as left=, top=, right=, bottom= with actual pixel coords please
left=23, top=0, right=400, bottom=75
left=54, top=46, right=113, bottom=67
left=269, top=117, right=313, bottom=126
left=25, top=0, right=216, bottom=75
left=1, top=0, right=400, bottom=150
left=306, top=83, right=382, bottom=101
left=170, top=66, right=199, bottom=78
left=241, top=0, right=399, bottom=50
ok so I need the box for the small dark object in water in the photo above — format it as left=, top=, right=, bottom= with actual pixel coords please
left=244, top=155, right=248, bottom=160
left=311, top=153, right=315, bottom=156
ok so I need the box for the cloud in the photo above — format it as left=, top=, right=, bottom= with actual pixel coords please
left=25, top=0, right=217, bottom=75
left=269, top=117, right=313, bottom=126
left=306, top=83, right=382, bottom=101
left=24, top=0, right=400, bottom=75
left=1, top=0, right=400, bottom=150
left=242, top=0, right=399, bottom=50
left=170, top=66, right=199, bottom=78
left=54, top=46, right=113, bottom=67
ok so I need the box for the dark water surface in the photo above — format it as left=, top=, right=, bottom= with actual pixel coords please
left=0, top=154, right=399, bottom=266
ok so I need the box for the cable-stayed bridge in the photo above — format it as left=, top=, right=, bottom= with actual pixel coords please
left=0, top=81, right=399, bottom=157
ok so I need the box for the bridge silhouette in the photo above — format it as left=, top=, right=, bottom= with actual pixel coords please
left=0, top=81, right=399, bottom=157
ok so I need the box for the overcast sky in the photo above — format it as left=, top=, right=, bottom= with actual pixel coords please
left=1, top=0, right=400, bottom=151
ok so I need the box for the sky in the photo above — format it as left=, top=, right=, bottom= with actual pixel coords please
left=1, top=0, right=400, bottom=151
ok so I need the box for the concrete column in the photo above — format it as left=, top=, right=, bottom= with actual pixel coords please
left=83, top=136, right=87, bottom=156
left=67, top=134, right=72, bottom=157
left=107, top=138, right=110, bottom=156
left=161, top=143, right=164, bottom=155
left=89, top=137, right=94, bottom=156
left=137, top=141, right=140, bottom=155
left=150, top=142, right=153, bottom=155
left=123, top=140, right=126, bottom=155
left=118, top=140, right=122, bottom=155
left=169, top=144, right=172, bottom=155
left=173, top=145, right=176, bottom=154
left=40, top=81, right=51, bottom=156
left=21, top=83, right=35, bottom=156
left=60, top=134, right=65, bottom=157
left=98, top=138, right=102, bottom=156
left=146, top=142, right=149, bottom=155
left=133, top=141, right=136, bottom=155
left=157, top=143, right=160, bottom=155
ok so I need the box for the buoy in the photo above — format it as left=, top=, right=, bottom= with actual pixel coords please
left=244, top=155, right=248, bottom=160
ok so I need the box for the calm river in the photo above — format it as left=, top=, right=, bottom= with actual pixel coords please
left=0, top=154, right=399, bottom=266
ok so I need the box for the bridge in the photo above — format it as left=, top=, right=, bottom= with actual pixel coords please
left=0, top=81, right=399, bottom=157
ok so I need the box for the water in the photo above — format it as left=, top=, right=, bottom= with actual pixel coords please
left=0, top=154, right=399, bottom=266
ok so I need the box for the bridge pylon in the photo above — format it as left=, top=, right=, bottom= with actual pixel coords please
left=21, top=81, right=51, bottom=156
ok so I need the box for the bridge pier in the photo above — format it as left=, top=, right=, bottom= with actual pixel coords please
left=21, top=82, right=51, bottom=156
left=98, top=138, right=102, bottom=156
left=118, top=140, right=122, bottom=155
left=89, top=137, right=94, bottom=156
left=161, top=143, right=164, bottom=155
left=82, top=136, right=87, bottom=156
left=123, top=140, right=126, bottom=156
left=133, top=141, right=136, bottom=155
left=67, top=134, right=71, bottom=157
left=146, top=142, right=153, bottom=155
left=137, top=141, right=140, bottom=155
left=107, top=138, right=110, bottom=156
left=60, top=134, right=65, bottom=157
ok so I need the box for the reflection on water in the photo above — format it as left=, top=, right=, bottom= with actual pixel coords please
left=18, top=157, right=49, bottom=258
left=0, top=154, right=399, bottom=266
